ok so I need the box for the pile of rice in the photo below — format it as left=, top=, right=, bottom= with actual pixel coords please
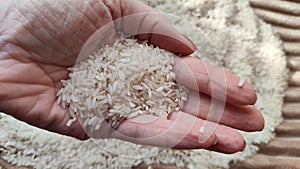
left=0, top=0, right=288, bottom=168
left=58, top=38, right=187, bottom=135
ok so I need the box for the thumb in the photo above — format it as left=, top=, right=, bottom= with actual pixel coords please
left=104, top=0, right=196, bottom=55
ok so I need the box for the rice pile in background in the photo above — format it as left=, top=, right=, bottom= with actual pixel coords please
left=0, top=0, right=287, bottom=169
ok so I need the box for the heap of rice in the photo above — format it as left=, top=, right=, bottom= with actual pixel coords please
left=0, top=0, right=288, bottom=169
left=57, top=38, right=187, bottom=134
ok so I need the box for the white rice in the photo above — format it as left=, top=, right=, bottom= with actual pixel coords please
left=57, top=38, right=188, bottom=132
left=199, top=126, right=205, bottom=134
left=238, top=79, right=246, bottom=87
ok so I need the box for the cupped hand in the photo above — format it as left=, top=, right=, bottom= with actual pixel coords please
left=0, top=0, right=264, bottom=154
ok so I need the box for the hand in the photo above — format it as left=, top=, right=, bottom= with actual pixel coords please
left=112, top=56, right=263, bottom=154
left=0, top=0, right=263, bottom=154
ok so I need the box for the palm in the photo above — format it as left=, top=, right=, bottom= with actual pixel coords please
left=0, top=0, right=118, bottom=139
left=0, top=56, right=87, bottom=137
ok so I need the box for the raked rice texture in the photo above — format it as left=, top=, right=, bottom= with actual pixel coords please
left=0, top=0, right=288, bottom=168
left=57, top=38, right=188, bottom=133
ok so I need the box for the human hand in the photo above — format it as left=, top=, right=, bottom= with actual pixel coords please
left=0, top=0, right=264, bottom=154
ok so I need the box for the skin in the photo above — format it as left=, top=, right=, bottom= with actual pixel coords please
left=0, top=0, right=264, bottom=154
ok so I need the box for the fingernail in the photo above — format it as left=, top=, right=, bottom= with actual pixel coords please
left=181, top=34, right=197, bottom=52
left=198, top=126, right=213, bottom=144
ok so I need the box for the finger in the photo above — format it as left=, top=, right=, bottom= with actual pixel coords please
left=207, top=125, right=246, bottom=154
left=173, top=56, right=257, bottom=105
left=104, top=0, right=196, bottom=55
left=109, top=112, right=217, bottom=149
left=183, top=90, right=264, bottom=132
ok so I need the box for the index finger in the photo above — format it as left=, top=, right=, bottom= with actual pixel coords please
left=173, top=56, right=257, bottom=106
left=105, top=0, right=196, bottom=55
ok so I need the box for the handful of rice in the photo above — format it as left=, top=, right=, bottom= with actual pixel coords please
left=57, top=38, right=188, bottom=134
